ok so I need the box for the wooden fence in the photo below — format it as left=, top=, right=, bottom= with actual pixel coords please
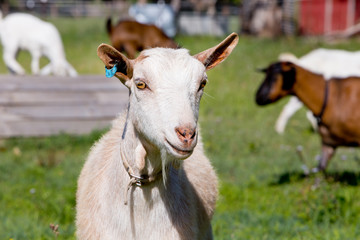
left=0, top=75, right=128, bottom=138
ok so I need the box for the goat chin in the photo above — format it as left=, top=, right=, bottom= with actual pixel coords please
left=160, top=149, right=182, bottom=185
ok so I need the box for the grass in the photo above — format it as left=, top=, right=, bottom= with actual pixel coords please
left=1, top=17, right=360, bottom=239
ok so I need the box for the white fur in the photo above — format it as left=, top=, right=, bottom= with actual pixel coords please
left=76, top=32, right=239, bottom=239
left=76, top=33, right=238, bottom=239
left=276, top=48, right=360, bottom=134
left=77, top=48, right=216, bottom=239
left=0, top=13, right=77, bottom=77
left=131, top=49, right=203, bottom=153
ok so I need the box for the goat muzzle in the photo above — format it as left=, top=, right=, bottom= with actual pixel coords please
left=175, top=126, right=196, bottom=147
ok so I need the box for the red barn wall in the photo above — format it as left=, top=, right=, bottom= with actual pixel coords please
left=300, top=0, right=326, bottom=35
left=300, top=0, right=360, bottom=35
left=331, top=0, right=348, bottom=31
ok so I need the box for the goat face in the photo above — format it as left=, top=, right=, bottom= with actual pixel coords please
left=256, top=62, right=296, bottom=105
left=128, top=49, right=206, bottom=159
left=97, top=33, right=239, bottom=159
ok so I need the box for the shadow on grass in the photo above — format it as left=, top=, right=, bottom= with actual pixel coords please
left=271, top=171, right=360, bottom=186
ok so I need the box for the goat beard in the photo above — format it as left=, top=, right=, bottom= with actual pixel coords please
left=160, top=149, right=182, bottom=186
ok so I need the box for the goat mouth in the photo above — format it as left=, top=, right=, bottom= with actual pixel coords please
left=165, top=139, right=193, bottom=157
left=255, top=95, right=274, bottom=106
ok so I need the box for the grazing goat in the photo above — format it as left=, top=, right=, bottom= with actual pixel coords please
left=0, top=12, right=77, bottom=77
left=76, top=33, right=239, bottom=239
left=256, top=61, right=360, bottom=172
left=106, top=18, right=178, bottom=59
left=275, top=48, right=360, bottom=134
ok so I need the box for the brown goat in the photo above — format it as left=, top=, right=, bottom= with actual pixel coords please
left=256, top=61, right=360, bottom=172
left=106, top=18, right=178, bottom=59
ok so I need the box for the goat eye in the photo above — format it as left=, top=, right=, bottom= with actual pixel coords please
left=199, top=80, right=207, bottom=90
left=136, top=81, right=147, bottom=89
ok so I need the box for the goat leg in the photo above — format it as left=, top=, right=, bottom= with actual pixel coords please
left=40, top=63, right=52, bottom=76
left=275, top=96, right=303, bottom=134
left=30, top=49, right=41, bottom=74
left=123, top=43, right=137, bottom=59
left=315, top=144, right=335, bottom=172
left=3, top=49, right=26, bottom=75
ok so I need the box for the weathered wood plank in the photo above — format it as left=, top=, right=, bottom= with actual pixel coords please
left=0, top=74, right=110, bottom=82
left=0, top=92, right=129, bottom=106
left=0, top=75, right=126, bottom=91
left=0, top=83, right=124, bottom=92
left=0, top=120, right=113, bottom=137
left=0, top=80, right=125, bottom=91
left=0, top=74, right=129, bottom=138
left=1, top=104, right=126, bottom=120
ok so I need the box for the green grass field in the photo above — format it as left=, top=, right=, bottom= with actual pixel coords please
left=1, top=17, right=360, bottom=239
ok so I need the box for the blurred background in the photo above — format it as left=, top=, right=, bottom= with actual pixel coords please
left=1, top=0, right=360, bottom=239
left=2, top=0, right=360, bottom=37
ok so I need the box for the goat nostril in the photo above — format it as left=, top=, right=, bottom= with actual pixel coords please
left=176, top=128, right=184, bottom=138
left=176, top=127, right=196, bottom=142
left=180, top=129, right=187, bottom=137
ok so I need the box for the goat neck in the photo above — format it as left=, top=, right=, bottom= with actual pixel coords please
left=291, top=65, right=329, bottom=121
left=120, top=118, right=164, bottom=183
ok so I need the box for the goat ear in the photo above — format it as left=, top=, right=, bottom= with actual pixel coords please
left=97, top=43, right=134, bottom=85
left=194, top=32, right=239, bottom=71
left=280, top=62, right=296, bottom=90
left=281, top=61, right=295, bottom=71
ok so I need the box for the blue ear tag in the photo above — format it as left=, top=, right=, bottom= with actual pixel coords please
left=105, top=63, right=118, bottom=78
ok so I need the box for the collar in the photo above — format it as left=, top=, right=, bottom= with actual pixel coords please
left=120, top=144, right=162, bottom=205
left=313, top=80, right=329, bottom=125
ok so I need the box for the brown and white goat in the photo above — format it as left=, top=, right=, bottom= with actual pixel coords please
left=256, top=61, right=360, bottom=172
left=275, top=49, right=360, bottom=134
left=76, top=33, right=239, bottom=239
left=106, top=18, right=178, bottom=59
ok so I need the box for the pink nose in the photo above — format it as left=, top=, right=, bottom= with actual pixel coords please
left=175, top=126, right=196, bottom=146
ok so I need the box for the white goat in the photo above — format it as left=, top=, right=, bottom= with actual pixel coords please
left=275, top=48, right=360, bottom=134
left=0, top=12, right=77, bottom=77
left=76, top=33, right=239, bottom=239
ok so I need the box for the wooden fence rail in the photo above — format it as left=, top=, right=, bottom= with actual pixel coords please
left=0, top=75, right=128, bottom=138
